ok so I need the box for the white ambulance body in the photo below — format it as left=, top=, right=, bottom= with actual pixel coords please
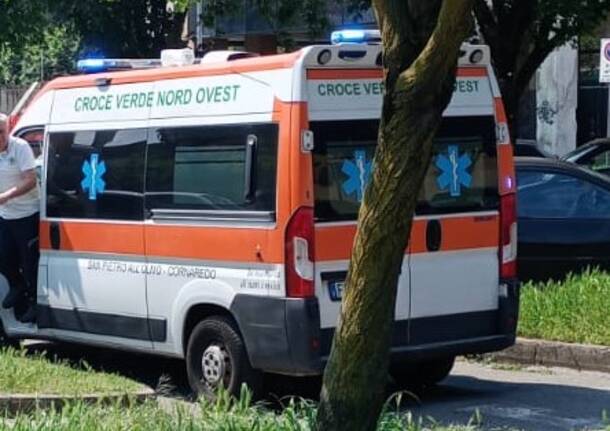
left=2, top=41, right=519, bottom=396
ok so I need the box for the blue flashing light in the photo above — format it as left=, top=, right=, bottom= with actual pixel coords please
left=331, top=29, right=381, bottom=45
left=331, top=30, right=366, bottom=45
left=77, top=58, right=108, bottom=74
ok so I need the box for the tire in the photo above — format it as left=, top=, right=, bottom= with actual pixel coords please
left=186, top=316, right=262, bottom=400
left=391, top=356, right=455, bottom=389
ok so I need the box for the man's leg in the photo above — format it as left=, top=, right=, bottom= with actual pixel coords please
left=10, top=213, right=39, bottom=321
left=0, top=217, right=26, bottom=309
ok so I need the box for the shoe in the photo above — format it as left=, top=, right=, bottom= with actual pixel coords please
left=18, top=305, right=36, bottom=324
left=2, top=289, right=23, bottom=309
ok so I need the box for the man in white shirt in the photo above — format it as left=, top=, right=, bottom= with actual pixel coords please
left=0, top=113, right=39, bottom=323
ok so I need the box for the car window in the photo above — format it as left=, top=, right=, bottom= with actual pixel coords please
left=47, top=129, right=147, bottom=221
left=146, top=123, right=278, bottom=214
left=514, top=145, right=542, bottom=157
left=517, top=169, right=610, bottom=219
left=19, top=129, right=44, bottom=159
left=16, top=127, right=44, bottom=181
left=563, top=145, right=595, bottom=163
left=588, top=150, right=610, bottom=174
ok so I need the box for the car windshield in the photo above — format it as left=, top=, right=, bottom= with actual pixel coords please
left=517, top=168, right=610, bottom=218
left=562, top=145, right=596, bottom=162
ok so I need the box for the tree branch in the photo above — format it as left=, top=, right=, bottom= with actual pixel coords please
left=372, top=0, right=443, bottom=90
left=396, top=0, right=474, bottom=103
left=473, top=0, right=498, bottom=41
left=473, top=0, right=501, bottom=63
left=515, top=35, right=560, bottom=100
left=506, top=0, right=536, bottom=61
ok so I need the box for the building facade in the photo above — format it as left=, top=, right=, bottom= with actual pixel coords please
left=185, top=1, right=376, bottom=54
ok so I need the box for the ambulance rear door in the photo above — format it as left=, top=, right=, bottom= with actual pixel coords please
left=408, top=69, right=501, bottom=347
left=305, top=65, right=413, bottom=355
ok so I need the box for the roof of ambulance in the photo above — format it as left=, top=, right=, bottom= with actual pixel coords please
left=39, top=43, right=488, bottom=93
left=42, top=50, right=304, bottom=91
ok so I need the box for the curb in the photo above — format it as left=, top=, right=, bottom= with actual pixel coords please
left=491, top=337, right=610, bottom=373
left=0, top=387, right=156, bottom=416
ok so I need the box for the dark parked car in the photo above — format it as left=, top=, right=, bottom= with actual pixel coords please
left=516, top=157, right=610, bottom=281
left=562, top=138, right=610, bottom=176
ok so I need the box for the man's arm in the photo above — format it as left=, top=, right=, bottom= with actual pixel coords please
left=0, top=169, right=37, bottom=205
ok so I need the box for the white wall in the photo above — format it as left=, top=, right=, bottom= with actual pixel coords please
left=536, top=44, right=579, bottom=156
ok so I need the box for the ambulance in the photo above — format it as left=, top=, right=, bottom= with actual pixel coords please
left=3, top=31, right=519, bottom=397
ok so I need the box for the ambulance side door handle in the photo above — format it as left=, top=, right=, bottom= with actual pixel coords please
left=50, top=222, right=61, bottom=250
left=426, top=219, right=442, bottom=252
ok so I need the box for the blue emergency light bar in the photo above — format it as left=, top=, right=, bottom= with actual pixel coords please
left=77, top=58, right=163, bottom=74
left=77, top=59, right=107, bottom=73
left=331, top=29, right=381, bottom=45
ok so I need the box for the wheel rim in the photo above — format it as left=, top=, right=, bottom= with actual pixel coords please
left=201, top=344, right=231, bottom=389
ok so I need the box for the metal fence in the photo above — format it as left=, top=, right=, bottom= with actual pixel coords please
left=0, top=87, right=27, bottom=114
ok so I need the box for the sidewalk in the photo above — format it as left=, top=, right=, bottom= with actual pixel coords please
left=492, top=338, right=610, bottom=373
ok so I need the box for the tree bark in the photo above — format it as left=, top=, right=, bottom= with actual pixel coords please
left=315, top=1, right=474, bottom=430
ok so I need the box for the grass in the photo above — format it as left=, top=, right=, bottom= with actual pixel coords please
left=518, top=268, right=610, bottom=346
left=0, top=347, right=143, bottom=396
left=0, top=387, right=490, bottom=431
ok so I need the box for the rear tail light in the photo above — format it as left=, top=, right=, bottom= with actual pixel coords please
left=285, top=207, right=315, bottom=298
left=500, top=193, right=517, bottom=278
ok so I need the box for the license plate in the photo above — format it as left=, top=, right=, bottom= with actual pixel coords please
left=328, top=280, right=345, bottom=302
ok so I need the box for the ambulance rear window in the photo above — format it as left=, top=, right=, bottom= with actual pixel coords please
left=312, top=117, right=498, bottom=222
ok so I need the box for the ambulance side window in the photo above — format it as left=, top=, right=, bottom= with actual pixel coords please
left=145, top=123, right=277, bottom=217
left=46, top=129, right=147, bottom=221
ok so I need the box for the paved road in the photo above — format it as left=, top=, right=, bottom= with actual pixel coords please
left=22, top=342, right=610, bottom=430
left=408, top=360, right=610, bottom=431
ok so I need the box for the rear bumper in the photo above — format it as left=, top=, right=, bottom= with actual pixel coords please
left=231, top=295, right=322, bottom=375
left=231, top=278, right=520, bottom=375
left=385, top=334, right=515, bottom=365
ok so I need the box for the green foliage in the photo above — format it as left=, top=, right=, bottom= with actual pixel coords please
left=0, top=347, right=142, bottom=395
left=0, top=385, right=482, bottom=430
left=519, top=268, right=610, bottom=346
left=0, top=0, right=186, bottom=80
left=56, top=0, right=186, bottom=58
left=473, top=0, right=610, bottom=124
left=534, top=0, right=610, bottom=47
left=0, top=24, right=81, bottom=86
left=0, top=0, right=50, bottom=47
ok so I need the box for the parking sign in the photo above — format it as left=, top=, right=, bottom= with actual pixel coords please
left=599, top=39, right=610, bottom=83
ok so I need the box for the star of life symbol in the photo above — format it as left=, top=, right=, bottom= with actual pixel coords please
left=436, top=145, right=472, bottom=197
left=341, top=150, right=372, bottom=202
left=81, top=154, right=106, bottom=201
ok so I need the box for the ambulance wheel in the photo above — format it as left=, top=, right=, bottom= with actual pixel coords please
left=186, top=316, right=261, bottom=400
left=391, top=356, right=455, bottom=388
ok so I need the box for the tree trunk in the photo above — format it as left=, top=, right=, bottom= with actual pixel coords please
left=315, top=1, right=474, bottom=430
